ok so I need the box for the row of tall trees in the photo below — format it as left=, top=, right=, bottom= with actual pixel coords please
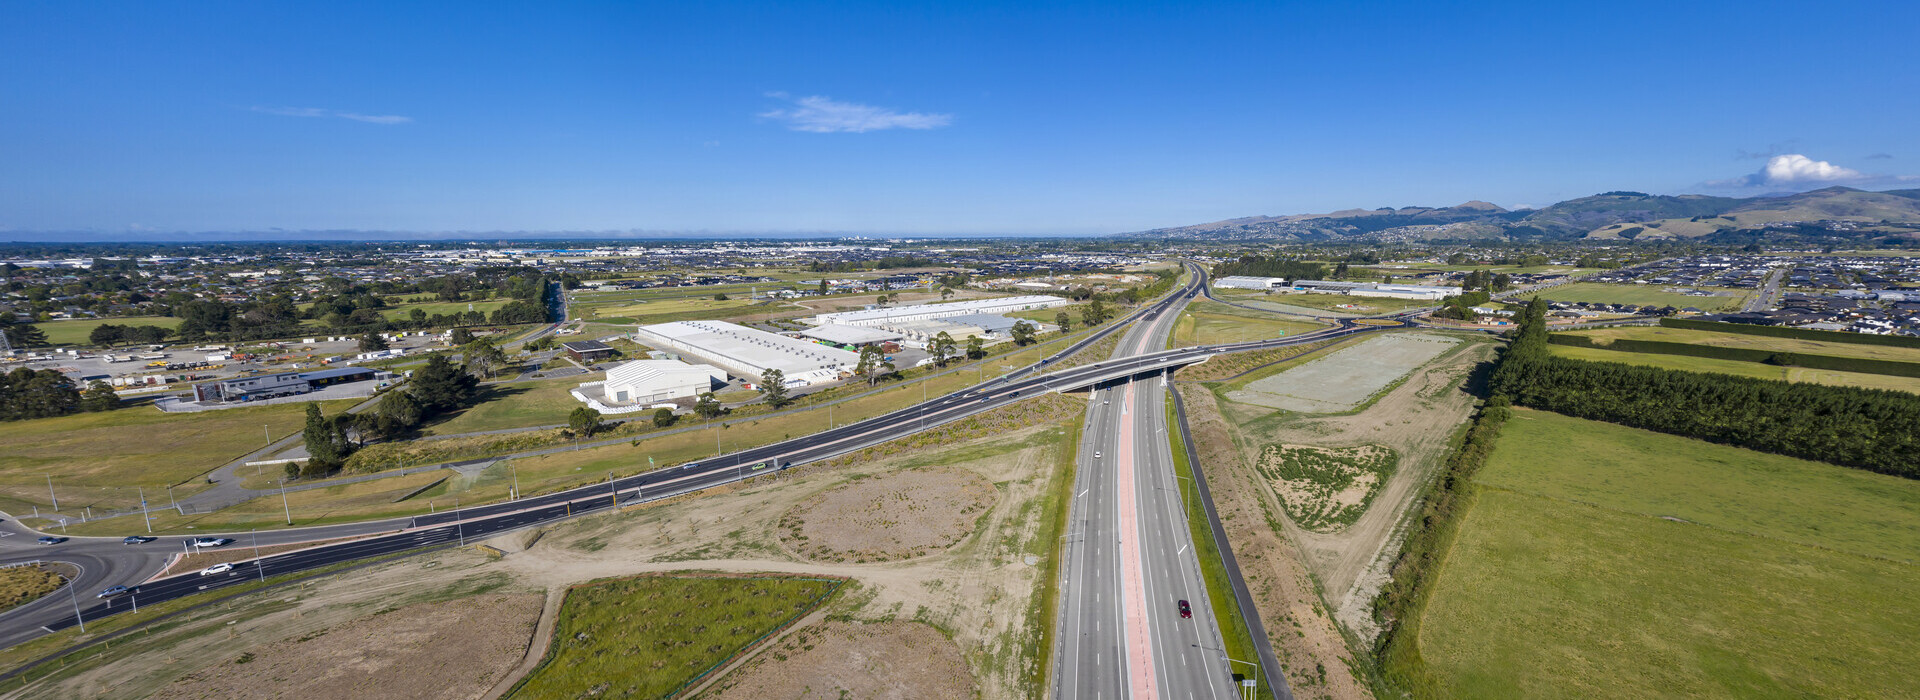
left=0, top=368, right=120, bottom=421
left=1212, top=254, right=1328, bottom=281
left=298, top=354, right=483, bottom=477
left=1491, top=299, right=1920, bottom=479
left=89, top=323, right=175, bottom=347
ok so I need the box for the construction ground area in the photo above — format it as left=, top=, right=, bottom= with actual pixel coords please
left=7, top=394, right=1086, bottom=700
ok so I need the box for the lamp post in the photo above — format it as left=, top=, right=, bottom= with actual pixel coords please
left=253, top=528, right=265, bottom=582
left=47, top=474, right=57, bottom=511
left=64, top=570, right=85, bottom=634
left=278, top=478, right=292, bottom=525
left=1222, top=656, right=1259, bottom=700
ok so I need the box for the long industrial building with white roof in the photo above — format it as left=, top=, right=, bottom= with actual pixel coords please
left=803, top=295, right=1069, bottom=327
left=633, top=320, right=858, bottom=385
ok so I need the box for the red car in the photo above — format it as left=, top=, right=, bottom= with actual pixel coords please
left=1177, top=600, right=1192, bottom=618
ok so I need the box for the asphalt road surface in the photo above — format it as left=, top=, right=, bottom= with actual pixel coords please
left=0, top=266, right=1226, bottom=652
left=0, top=266, right=1368, bottom=688
left=1054, top=271, right=1241, bottom=700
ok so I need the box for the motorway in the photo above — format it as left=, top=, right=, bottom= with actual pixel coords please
left=0, top=266, right=1379, bottom=688
left=1055, top=272, right=1244, bottom=700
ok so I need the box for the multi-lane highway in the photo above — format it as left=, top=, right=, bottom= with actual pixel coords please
left=0, top=265, right=1230, bottom=646
left=0, top=264, right=1375, bottom=691
left=1054, top=266, right=1253, bottom=700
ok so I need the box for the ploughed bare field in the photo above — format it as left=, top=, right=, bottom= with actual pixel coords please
left=152, top=594, right=542, bottom=700
left=779, top=466, right=996, bottom=563
left=1227, top=333, right=1460, bottom=413
left=707, top=620, right=973, bottom=700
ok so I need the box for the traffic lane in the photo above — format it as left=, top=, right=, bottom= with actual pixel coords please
left=22, top=271, right=1213, bottom=636
left=1137, top=376, right=1231, bottom=699
left=49, top=494, right=624, bottom=631
left=1068, top=388, right=1129, bottom=700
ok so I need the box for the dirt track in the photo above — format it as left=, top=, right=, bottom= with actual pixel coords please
left=152, top=594, right=541, bottom=700
left=12, top=404, right=1078, bottom=700
left=706, top=620, right=973, bottom=699
left=1227, top=337, right=1494, bottom=641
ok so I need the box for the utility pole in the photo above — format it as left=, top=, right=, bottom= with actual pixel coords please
left=509, top=461, right=520, bottom=500
left=278, top=478, right=292, bottom=525
left=139, top=486, right=152, bottom=534
left=253, top=529, right=264, bottom=582
left=47, top=474, right=57, bottom=511
left=65, top=571, right=86, bottom=634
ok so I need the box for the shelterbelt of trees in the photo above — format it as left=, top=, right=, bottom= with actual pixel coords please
left=168, top=272, right=554, bottom=342
left=1493, top=300, right=1920, bottom=479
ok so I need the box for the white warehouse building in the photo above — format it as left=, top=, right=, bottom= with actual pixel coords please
left=597, top=359, right=726, bottom=406
left=804, top=295, right=1070, bottom=327
left=1214, top=276, right=1288, bottom=290
left=633, top=320, right=858, bottom=385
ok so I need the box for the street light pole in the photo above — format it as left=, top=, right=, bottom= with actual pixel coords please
left=253, top=529, right=265, bottom=582
left=47, top=474, right=57, bottom=511
left=65, top=570, right=85, bottom=634
left=139, top=486, right=151, bottom=534
left=278, top=478, right=292, bottom=525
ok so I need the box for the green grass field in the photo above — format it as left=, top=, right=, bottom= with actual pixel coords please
left=1411, top=409, right=1920, bottom=698
left=1226, top=290, right=1436, bottom=315
left=1527, top=282, right=1742, bottom=311
left=422, top=374, right=602, bottom=436
left=1559, top=325, right=1920, bottom=363
left=509, top=575, right=840, bottom=699
left=1545, top=344, right=1920, bottom=394
left=574, top=295, right=764, bottom=325
left=1170, top=301, right=1327, bottom=347
left=0, top=398, right=364, bottom=512
left=36, top=316, right=182, bottom=346
left=377, top=299, right=509, bottom=320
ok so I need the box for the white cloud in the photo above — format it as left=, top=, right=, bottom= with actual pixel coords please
left=1754, top=154, right=1862, bottom=184
left=1706, top=154, right=1878, bottom=189
left=759, top=93, right=951, bottom=133
left=250, top=106, right=412, bottom=125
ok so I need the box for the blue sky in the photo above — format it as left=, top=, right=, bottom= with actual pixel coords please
left=3, top=1, right=1916, bottom=236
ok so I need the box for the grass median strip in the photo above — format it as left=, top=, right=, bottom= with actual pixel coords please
left=1165, top=395, right=1272, bottom=696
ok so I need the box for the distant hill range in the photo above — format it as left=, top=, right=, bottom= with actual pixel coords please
left=1126, top=187, right=1920, bottom=245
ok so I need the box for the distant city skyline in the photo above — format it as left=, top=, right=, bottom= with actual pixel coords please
left=3, top=1, right=1916, bottom=237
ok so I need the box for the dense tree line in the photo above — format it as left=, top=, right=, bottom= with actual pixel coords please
left=1547, top=334, right=1920, bottom=378
left=164, top=274, right=551, bottom=343
left=89, top=323, right=175, bottom=347
left=0, top=368, right=82, bottom=420
left=1212, top=254, right=1327, bottom=281
left=1659, top=317, right=1920, bottom=350
left=1493, top=299, right=1920, bottom=479
left=296, top=353, right=482, bottom=477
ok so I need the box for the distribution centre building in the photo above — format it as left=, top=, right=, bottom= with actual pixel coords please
left=596, top=359, right=726, bottom=406
left=633, top=320, right=858, bottom=385
left=803, top=295, right=1069, bottom=327
left=1214, top=276, right=1288, bottom=290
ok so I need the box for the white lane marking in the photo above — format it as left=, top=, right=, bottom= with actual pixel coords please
left=1079, top=490, right=1088, bottom=497
left=1177, top=544, right=1186, bottom=554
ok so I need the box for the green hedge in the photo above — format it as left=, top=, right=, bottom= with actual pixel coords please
left=1548, top=334, right=1920, bottom=378
left=1660, top=317, right=1920, bottom=349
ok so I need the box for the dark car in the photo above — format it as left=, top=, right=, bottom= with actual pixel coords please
left=1177, top=600, right=1192, bottom=619
left=36, top=536, right=64, bottom=546
left=123, top=535, right=153, bottom=545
